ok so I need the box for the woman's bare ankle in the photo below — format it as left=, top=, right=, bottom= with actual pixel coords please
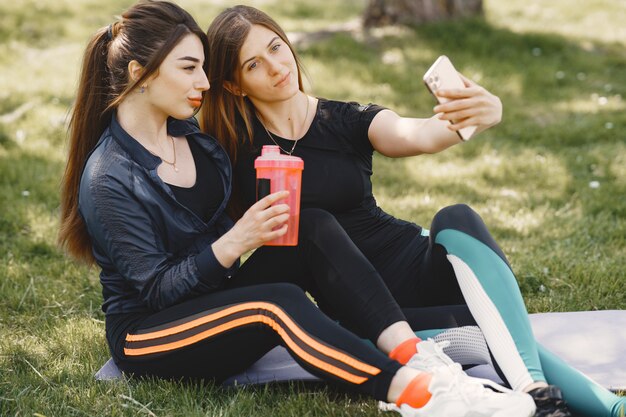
left=377, top=321, right=417, bottom=354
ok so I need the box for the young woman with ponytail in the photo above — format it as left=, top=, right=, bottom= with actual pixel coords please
left=57, top=2, right=534, bottom=416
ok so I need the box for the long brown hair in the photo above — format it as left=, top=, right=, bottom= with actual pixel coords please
left=59, top=1, right=208, bottom=263
left=201, top=5, right=306, bottom=164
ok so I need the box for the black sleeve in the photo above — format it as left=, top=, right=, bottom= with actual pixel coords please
left=340, top=101, right=386, bottom=156
left=81, top=173, right=229, bottom=311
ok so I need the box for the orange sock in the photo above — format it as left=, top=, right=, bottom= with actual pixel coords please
left=396, top=372, right=433, bottom=408
left=389, top=337, right=422, bottom=365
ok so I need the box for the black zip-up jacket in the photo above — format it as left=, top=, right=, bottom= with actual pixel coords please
left=79, top=113, right=236, bottom=315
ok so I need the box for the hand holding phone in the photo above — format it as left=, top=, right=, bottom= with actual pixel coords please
left=423, top=55, right=477, bottom=141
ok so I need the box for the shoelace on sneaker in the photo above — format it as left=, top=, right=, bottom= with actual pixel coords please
left=406, top=339, right=514, bottom=394
left=406, top=340, right=460, bottom=371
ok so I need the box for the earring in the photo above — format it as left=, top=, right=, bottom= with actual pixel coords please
left=140, top=85, right=146, bottom=94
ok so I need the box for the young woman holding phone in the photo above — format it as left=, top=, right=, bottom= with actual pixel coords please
left=202, top=5, right=625, bottom=417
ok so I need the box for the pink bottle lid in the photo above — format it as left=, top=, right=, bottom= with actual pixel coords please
left=254, top=145, right=304, bottom=170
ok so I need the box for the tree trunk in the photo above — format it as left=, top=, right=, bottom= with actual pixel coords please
left=363, top=0, right=483, bottom=28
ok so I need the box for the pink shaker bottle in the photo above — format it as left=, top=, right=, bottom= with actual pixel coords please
left=254, top=145, right=304, bottom=246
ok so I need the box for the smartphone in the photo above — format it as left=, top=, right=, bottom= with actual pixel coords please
left=423, top=55, right=476, bottom=141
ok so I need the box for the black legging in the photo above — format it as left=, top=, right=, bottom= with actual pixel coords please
left=228, top=207, right=484, bottom=340
left=227, top=208, right=406, bottom=341
left=107, top=283, right=400, bottom=401
left=227, top=206, right=507, bottom=379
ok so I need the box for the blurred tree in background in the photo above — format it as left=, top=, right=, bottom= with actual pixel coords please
left=363, top=0, right=483, bottom=27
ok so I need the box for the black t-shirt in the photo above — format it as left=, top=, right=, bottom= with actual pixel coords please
left=169, top=137, right=224, bottom=223
left=234, top=98, right=424, bottom=267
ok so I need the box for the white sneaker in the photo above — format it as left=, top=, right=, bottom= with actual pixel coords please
left=379, top=366, right=536, bottom=417
left=407, top=339, right=506, bottom=390
left=405, top=339, right=462, bottom=373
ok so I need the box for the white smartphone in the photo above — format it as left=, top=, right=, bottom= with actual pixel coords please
left=423, top=55, right=476, bottom=141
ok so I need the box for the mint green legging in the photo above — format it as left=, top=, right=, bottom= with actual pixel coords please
left=418, top=204, right=625, bottom=417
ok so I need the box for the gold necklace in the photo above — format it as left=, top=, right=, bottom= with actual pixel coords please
left=257, top=95, right=310, bottom=156
left=159, top=136, right=178, bottom=172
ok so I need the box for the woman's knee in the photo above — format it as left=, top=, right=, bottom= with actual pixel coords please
left=299, top=208, right=345, bottom=241
left=261, top=282, right=308, bottom=301
left=245, top=283, right=320, bottom=322
left=431, top=204, right=486, bottom=237
left=300, top=208, right=337, bottom=227
left=430, top=204, right=508, bottom=263
left=256, top=283, right=318, bottom=317
left=435, top=203, right=477, bottom=223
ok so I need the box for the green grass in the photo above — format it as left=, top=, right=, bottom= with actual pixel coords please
left=1, top=0, right=624, bottom=415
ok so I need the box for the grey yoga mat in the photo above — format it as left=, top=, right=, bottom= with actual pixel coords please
left=95, top=310, right=626, bottom=391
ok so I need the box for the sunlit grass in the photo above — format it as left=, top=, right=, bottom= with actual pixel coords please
left=485, top=0, right=626, bottom=47
left=1, top=0, right=624, bottom=416
left=554, top=95, right=626, bottom=113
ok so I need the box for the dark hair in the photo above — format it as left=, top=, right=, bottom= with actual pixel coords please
left=201, top=5, right=306, bottom=164
left=59, top=0, right=208, bottom=263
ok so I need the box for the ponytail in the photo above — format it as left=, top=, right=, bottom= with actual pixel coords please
left=58, top=27, right=112, bottom=263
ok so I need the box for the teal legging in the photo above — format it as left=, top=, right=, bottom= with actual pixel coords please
left=420, top=204, right=625, bottom=417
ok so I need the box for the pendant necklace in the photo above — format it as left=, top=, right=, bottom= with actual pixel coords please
left=159, top=136, right=179, bottom=172
left=257, top=95, right=310, bottom=156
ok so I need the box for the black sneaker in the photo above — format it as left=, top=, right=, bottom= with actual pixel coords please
left=528, top=385, right=572, bottom=417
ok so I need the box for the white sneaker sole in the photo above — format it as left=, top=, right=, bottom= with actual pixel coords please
left=378, top=393, right=535, bottom=417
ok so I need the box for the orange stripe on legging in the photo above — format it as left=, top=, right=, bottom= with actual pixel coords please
left=125, top=302, right=380, bottom=377
left=124, top=314, right=372, bottom=384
